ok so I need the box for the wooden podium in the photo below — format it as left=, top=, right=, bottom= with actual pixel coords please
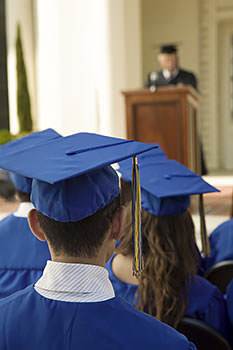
left=122, top=86, right=200, bottom=172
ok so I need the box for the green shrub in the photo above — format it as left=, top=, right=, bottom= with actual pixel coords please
left=16, top=24, right=33, bottom=132
left=0, top=129, right=13, bottom=145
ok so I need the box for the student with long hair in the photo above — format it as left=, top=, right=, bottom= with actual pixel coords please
left=106, top=158, right=230, bottom=340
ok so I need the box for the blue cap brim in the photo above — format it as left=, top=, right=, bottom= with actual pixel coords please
left=0, top=132, right=159, bottom=184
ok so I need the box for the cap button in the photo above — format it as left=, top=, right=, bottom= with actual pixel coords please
left=164, top=174, right=171, bottom=180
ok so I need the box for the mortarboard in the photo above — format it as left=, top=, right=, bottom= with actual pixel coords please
left=0, top=128, right=61, bottom=157
left=118, top=158, right=219, bottom=256
left=0, top=132, right=160, bottom=275
left=160, top=44, right=177, bottom=54
left=116, top=147, right=167, bottom=173
left=9, top=173, right=32, bottom=194
left=119, top=159, right=218, bottom=216
left=1, top=129, right=61, bottom=195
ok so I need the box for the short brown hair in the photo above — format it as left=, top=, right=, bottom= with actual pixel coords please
left=37, top=196, right=120, bottom=258
left=16, top=190, right=30, bottom=203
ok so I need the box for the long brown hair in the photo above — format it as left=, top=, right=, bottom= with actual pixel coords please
left=118, top=181, right=199, bottom=327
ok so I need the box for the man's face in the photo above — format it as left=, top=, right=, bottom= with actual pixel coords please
left=158, top=53, right=178, bottom=72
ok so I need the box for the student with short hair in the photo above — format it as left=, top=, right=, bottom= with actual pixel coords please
left=107, top=156, right=230, bottom=341
left=0, top=132, right=196, bottom=350
left=0, top=129, right=60, bottom=298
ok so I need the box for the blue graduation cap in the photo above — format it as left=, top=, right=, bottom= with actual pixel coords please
left=1, top=129, right=61, bottom=195
left=119, top=159, right=218, bottom=216
left=118, top=147, right=167, bottom=170
left=9, top=173, right=32, bottom=194
left=0, top=128, right=61, bottom=157
left=0, top=131, right=160, bottom=275
left=118, top=158, right=219, bottom=256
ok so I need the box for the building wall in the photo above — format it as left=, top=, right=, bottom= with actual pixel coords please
left=141, top=0, right=199, bottom=82
left=141, top=0, right=233, bottom=170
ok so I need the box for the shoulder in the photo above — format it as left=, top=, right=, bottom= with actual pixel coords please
left=188, top=275, right=223, bottom=307
left=190, top=275, right=221, bottom=295
left=0, top=285, right=35, bottom=317
left=211, top=219, right=233, bottom=238
left=109, top=298, right=195, bottom=349
left=0, top=214, right=28, bottom=232
left=0, top=214, right=15, bottom=227
left=179, top=69, right=196, bottom=78
left=0, top=215, right=21, bottom=240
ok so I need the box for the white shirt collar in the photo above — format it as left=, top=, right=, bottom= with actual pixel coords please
left=13, top=202, right=34, bottom=218
left=35, top=260, right=115, bottom=302
left=163, top=68, right=179, bottom=80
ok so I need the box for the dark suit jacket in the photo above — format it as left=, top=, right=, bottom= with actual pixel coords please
left=146, top=69, right=197, bottom=90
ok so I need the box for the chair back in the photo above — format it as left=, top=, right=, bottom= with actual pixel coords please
left=205, top=260, right=233, bottom=293
left=178, top=317, right=232, bottom=350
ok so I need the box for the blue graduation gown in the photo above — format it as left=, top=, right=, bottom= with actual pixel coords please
left=106, top=255, right=230, bottom=340
left=227, top=279, right=233, bottom=326
left=0, top=285, right=196, bottom=350
left=203, top=219, right=233, bottom=271
left=0, top=214, right=50, bottom=298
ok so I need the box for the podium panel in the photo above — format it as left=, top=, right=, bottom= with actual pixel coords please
left=123, top=86, right=200, bottom=172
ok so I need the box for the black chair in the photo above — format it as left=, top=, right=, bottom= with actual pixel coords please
left=205, top=260, right=233, bottom=293
left=178, top=317, right=232, bottom=350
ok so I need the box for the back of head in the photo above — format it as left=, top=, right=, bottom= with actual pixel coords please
left=36, top=194, right=120, bottom=259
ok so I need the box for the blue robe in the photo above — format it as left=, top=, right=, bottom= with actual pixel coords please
left=0, top=214, right=50, bottom=298
left=0, top=285, right=196, bottom=349
left=106, top=255, right=230, bottom=340
left=227, top=279, right=233, bottom=326
left=203, top=219, right=233, bottom=271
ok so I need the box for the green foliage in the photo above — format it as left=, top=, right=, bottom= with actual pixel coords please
left=0, top=129, right=32, bottom=145
left=14, top=131, right=30, bottom=139
left=0, top=129, right=13, bottom=145
left=16, top=24, right=33, bottom=132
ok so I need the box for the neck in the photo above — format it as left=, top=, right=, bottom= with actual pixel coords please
left=51, top=253, right=107, bottom=267
left=168, top=68, right=178, bottom=74
left=112, top=254, right=139, bottom=285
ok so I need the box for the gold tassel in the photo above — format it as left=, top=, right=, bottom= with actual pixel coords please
left=132, top=156, right=143, bottom=277
left=199, top=194, right=210, bottom=257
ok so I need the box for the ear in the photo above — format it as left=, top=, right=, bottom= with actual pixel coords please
left=110, top=206, right=128, bottom=241
left=28, top=209, right=47, bottom=242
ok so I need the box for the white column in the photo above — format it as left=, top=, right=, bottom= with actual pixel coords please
left=106, top=0, right=142, bottom=137
left=35, top=0, right=142, bottom=137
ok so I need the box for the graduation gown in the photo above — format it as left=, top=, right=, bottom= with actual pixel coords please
left=146, top=69, right=197, bottom=90
left=0, top=214, right=50, bottom=298
left=106, top=255, right=230, bottom=340
left=0, top=284, right=196, bottom=350
left=203, top=219, right=233, bottom=271
left=227, top=279, right=233, bottom=326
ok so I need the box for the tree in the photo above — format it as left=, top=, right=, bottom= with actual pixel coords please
left=16, top=24, right=33, bottom=132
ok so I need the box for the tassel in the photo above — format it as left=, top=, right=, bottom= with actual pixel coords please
left=131, top=156, right=143, bottom=277
left=230, top=189, right=233, bottom=218
left=199, top=194, right=210, bottom=257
